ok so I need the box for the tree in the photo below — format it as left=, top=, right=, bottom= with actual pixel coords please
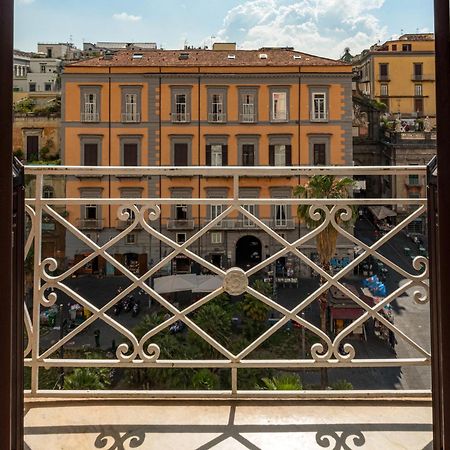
left=258, top=374, right=302, bottom=390
left=64, top=368, right=110, bottom=390
left=294, top=175, right=355, bottom=387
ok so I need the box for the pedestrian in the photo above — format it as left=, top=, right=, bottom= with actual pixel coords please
left=388, top=329, right=397, bottom=352
left=94, top=329, right=101, bottom=348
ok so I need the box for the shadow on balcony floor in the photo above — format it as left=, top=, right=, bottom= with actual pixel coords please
left=24, top=398, right=432, bottom=449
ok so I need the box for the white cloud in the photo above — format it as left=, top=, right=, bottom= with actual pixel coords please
left=113, top=12, right=142, bottom=22
left=214, top=0, right=388, bottom=59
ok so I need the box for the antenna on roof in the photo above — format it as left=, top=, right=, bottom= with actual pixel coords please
left=400, top=28, right=404, bottom=35
left=416, top=27, right=419, bottom=33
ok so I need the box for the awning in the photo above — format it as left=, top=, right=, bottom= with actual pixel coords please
left=368, top=206, right=397, bottom=220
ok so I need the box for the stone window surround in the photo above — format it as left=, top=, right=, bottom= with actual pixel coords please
left=237, top=135, right=260, bottom=166
left=120, top=85, right=143, bottom=121
left=268, top=134, right=292, bottom=166
left=308, top=134, right=331, bottom=165
left=269, top=86, right=290, bottom=122
left=207, top=86, right=228, bottom=121
left=170, top=135, right=193, bottom=166
left=309, top=85, right=330, bottom=122
left=238, top=86, right=259, bottom=123
left=79, top=134, right=103, bottom=165
left=170, top=187, right=193, bottom=220
left=80, top=85, right=102, bottom=119
left=171, top=85, right=192, bottom=122
left=119, top=134, right=143, bottom=166
left=79, top=187, right=103, bottom=221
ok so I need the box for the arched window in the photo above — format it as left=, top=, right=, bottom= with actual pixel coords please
left=43, top=185, right=54, bottom=199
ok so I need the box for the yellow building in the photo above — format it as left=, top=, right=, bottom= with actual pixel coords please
left=62, top=45, right=353, bottom=274
left=354, top=33, right=435, bottom=118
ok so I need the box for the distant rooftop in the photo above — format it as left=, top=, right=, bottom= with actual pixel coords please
left=69, top=48, right=347, bottom=68
left=398, top=33, right=435, bottom=41
left=95, top=42, right=157, bottom=50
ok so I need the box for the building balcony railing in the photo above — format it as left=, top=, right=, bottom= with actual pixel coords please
left=23, top=164, right=430, bottom=402
left=378, top=75, right=390, bottom=81
left=411, top=74, right=435, bottom=81
left=167, top=218, right=195, bottom=230
left=239, top=112, right=256, bottom=123
left=121, top=112, right=141, bottom=123
left=208, top=112, right=226, bottom=123
left=171, top=112, right=190, bottom=123
left=76, top=218, right=103, bottom=229
left=80, top=112, right=99, bottom=122
left=202, top=218, right=296, bottom=230
left=310, top=112, right=329, bottom=122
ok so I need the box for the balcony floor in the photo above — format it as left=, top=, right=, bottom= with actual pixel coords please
left=24, top=398, right=432, bottom=449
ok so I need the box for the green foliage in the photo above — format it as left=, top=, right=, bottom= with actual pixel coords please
left=191, top=369, right=220, bottom=390
left=64, top=367, right=111, bottom=390
left=14, top=97, right=36, bottom=114
left=258, top=373, right=303, bottom=390
left=331, top=379, right=353, bottom=390
left=13, top=149, right=24, bottom=159
left=242, top=279, right=271, bottom=322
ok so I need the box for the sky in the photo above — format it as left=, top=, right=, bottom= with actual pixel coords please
left=14, top=0, right=434, bottom=59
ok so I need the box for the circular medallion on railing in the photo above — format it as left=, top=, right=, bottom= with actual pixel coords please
left=223, top=267, right=248, bottom=296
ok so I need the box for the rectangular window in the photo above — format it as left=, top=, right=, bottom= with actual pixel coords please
left=414, top=98, right=424, bottom=115
left=174, top=143, right=188, bottom=166
left=44, top=83, right=52, bottom=92
left=210, top=94, right=225, bottom=122
left=210, top=204, right=223, bottom=220
left=313, top=143, right=326, bottom=166
left=211, top=145, right=222, bottom=166
left=272, top=92, right=287, bottom=121
left=84, top=143, right=98, bottom=166
left=29, top=83, right=36, bottom=92
left=123, top=93, right=139, bottom=122
left=211, top=232, right=222, bottom=244
left=175, top=205, right=188, bottom=220
left=40, top=63, right=46, bottom=73
left=176, top=233, right=187, bottom=244
left=275, top=204, right=287, bottom=227
left=123, top=143, right=138, bottom=166
left=174, top=93, right=188, bottom=122
left=402, top=44, right=412, bottom=52
left=392, top=44, right=397, bottom=51
left=84, top=205, right=98, bottom=220
left=409, top=174, right=420, bottom=186
left=241, top=93, right=255, bottom=122
left=379, top=64, right=388, bottom=78
left=380, top=84, right=388, bottom=97
left=274, top=145, right=286, bottom=166
left=312, top=93, right=327, bottom=120
left=126, top=233, right=136, bottom=245
left=415, top=84, right=423, bottom=96
left=83, top=93, right=98, bottom=121
left=242, top=144, right=255, bottom=166
left=243, top=204, right=256, bottom=227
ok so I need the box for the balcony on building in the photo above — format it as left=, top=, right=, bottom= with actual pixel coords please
left=80, top=112, right=100, bottom=122
left=121, top=112, right=141, bottom=123
left=23, top=164, right=432, bottom=448
left=171, top=112, right=191, bottom=123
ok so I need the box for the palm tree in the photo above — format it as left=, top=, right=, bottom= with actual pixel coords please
left=64, top=368, right=110, bottom=390
left=258, top=374, right=302, bottom=390
left=294, top=175, right=355, bottom=387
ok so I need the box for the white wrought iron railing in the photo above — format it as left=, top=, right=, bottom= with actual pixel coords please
left=23, top=165, right=430, bottom=398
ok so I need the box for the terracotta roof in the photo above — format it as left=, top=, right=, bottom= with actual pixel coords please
left=67, top=48, right=347, bottom=68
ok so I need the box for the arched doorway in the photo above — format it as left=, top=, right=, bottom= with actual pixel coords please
left=235, top=235, right=262, bottom=269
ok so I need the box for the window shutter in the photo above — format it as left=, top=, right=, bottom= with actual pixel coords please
left=285, top=145, right=292, bottom=166
left=206, top=145, right=211, bottom=166
left=222, top=145, right=228, bottom=166
left=174, top=143, right=188, bottom=166
left=249, top=147, right=255, bottom=166
left=269, top=145, right=275, bottom=166
left=123, top=143, right=138, bottom=166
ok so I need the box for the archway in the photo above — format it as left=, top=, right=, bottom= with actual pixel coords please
left=235, top=235, right=262, bottom=269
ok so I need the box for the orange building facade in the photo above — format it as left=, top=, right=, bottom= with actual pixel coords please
left=62, top=47, right=353, bottom=274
